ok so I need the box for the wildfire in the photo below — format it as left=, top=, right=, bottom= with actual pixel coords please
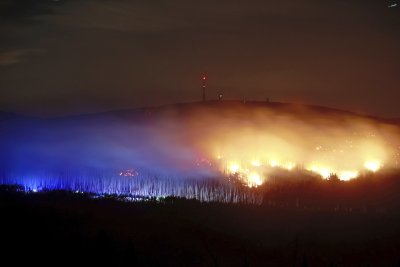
left=337, top=170, right=359, bottom=181
left=225, top=164, right=263, bottom=187
left=364, top=160, right=381, bottom=172
left=184, top=103, right=399, bottom=187
left=189, top=105, right=400, bottom=187
left=219, top=155, right=384, bottom=186
left=307, top=165, right=332, bottom=179
left=248, top=173, right=262, bottom=187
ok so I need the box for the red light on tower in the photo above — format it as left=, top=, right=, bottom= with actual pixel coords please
left=201, top=74, right=207, bottom=102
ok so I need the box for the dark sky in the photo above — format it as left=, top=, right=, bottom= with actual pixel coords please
left=0, top=0, right=399, bottom=117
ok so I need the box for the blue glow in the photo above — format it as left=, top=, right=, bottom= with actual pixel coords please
left=0, top=172, right=262, bottom=204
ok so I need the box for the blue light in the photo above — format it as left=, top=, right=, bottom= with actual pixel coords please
left=0, top=172, right=262, bottom=204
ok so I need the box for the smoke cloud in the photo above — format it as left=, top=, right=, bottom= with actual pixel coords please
left=1, top=102, right=400, bottom=185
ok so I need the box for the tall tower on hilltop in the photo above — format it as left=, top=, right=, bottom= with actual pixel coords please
left=201, top=75, right=207, bottom=102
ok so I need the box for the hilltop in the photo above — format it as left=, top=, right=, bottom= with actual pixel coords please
left=1, top=101, right=395, bottom=124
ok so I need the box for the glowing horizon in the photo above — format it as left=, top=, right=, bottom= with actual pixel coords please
left=2, top=103, right=400, bottom=190
left=185, top=105, right=400, bottom=186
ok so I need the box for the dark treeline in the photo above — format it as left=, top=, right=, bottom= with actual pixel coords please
left=1, top=173, right=400, bottom=266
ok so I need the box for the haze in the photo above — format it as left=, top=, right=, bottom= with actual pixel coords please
left=0, top=0, right=399, bottom=117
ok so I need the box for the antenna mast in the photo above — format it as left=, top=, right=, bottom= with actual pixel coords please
left=201, top=75, right=207, bottom=102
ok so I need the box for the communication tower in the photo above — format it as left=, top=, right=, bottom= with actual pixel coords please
left=201, top=75, right=207, bottom=101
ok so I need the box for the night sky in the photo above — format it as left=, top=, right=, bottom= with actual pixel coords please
left=0, top=0, right=399, bottom=117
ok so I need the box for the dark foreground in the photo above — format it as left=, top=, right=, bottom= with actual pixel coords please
left=1, top=176, right=400, bottom=267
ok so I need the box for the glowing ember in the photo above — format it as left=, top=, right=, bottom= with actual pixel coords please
left=269, top=159, right=279, bottom=167
left=227, top=163, right=241, bottom=174
left=248, top=173, right=262, bottom=187
left=119, top=169, right=139, bottom=177
left=364, top=160, right=381, bottom=172
left=307, top=165, right=332, bottom=179
left=338, top=170, right=359, bottom=181
left=283, top=162, right=296, bottom=171
left=225, top=162, right=265, bottom=187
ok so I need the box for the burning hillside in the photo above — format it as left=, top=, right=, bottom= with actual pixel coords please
left=1, top=101, right=400, bottom=197
left=152, top=101, right=400, bottom=186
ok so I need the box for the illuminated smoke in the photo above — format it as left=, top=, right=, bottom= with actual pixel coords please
left=181, top=102, right=400, bottom=185
left=1, top=102, right=400, bottom=196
